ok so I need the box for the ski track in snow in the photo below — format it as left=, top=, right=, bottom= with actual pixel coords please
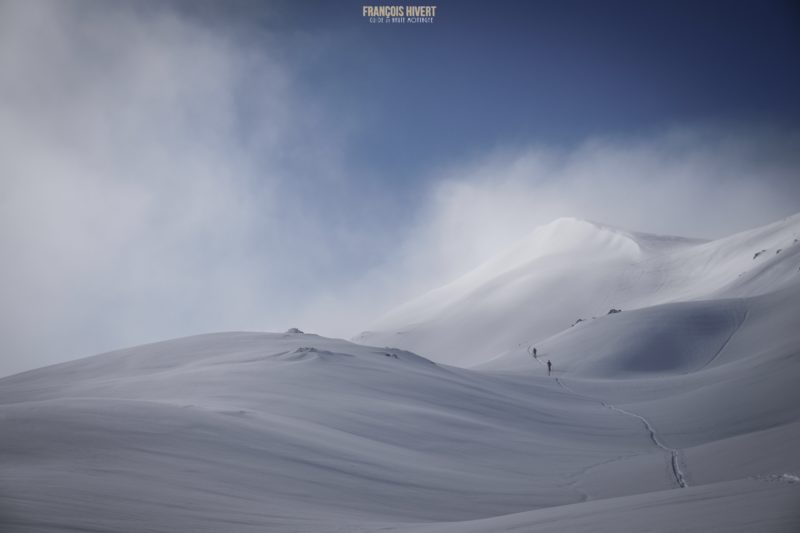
left=532, top=296, right=748, bottom=490
left=4, top=216, right=800, bottom=533
left=530, top=340, right=689, bottom=490
left=698, top=305, right=748, bottom=371
left=553, top=376, right=688, bottom=489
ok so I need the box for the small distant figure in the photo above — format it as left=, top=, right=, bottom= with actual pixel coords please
left=533, top=347, right=537, bottom=358
left=547, top=360, right=552, bottom=375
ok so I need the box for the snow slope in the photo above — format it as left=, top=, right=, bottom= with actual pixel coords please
left=2, top=329, right=797, bottom=532
left=0, top=332, right=687, bottom=532
left=357, top=214, right=800, bottom=367
left=2, top=214, right=799, bottom=532
left=392, top=478, right=800, bottom=533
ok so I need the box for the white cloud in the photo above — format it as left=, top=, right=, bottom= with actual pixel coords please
left=395, top=127, right=800, bottom=285
left=0, top=2, right=328, bottom=375
left=307, top=127, right=800, bottom=337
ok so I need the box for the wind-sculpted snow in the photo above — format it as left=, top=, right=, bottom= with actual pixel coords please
left=483, top=297, right=751, bottom=377
left=2, top=215, right=800, bottom=532
left=390, top=478, right=800, bottom=533
left=1, top=332, right=687, bottom=532
left=358, top=214, right=800, bottom=367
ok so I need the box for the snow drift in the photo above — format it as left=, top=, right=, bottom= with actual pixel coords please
left=2, top=214, right=799, bottom=532
left=357, top=214, right=800, bottom=367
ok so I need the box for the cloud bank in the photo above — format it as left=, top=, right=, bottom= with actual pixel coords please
left=300, top=126, right=800, bottom=337
left=0, top=1, right=362, bottom=375
left=395, top=127, right=800, bottom=285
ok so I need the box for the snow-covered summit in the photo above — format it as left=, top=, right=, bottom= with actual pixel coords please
left=366, top=218, right=655, bottom=333
left=357, top=213, right=800, bottom=367
left=2, top=215, right=799, bottom=533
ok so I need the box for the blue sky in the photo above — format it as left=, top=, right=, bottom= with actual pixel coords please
left=1, top=0, right=799, bottom=375
left=259, top=0, right=800, bottom=184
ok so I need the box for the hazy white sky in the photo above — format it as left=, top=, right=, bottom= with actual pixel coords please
left=1, top=1, right=799, bottom=376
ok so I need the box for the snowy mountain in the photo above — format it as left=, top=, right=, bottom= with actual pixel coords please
left=1, top=215, right=799, bottom=532
left=0, top=331, right=685, bottom=531
left=357, top=214, right=800, bottom=367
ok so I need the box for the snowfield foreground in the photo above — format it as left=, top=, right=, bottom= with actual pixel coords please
left=2, top=215, right=800, bottom=532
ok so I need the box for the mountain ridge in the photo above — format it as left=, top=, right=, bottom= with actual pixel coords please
left=356, top=213, right=800, bottom=367
left=2, top=215, right=799, bottom=532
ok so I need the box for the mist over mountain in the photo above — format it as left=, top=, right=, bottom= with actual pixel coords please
left=3, top=1, right=800, bottom=530
left=358, top=214, right=800, bottom=367
left=2, top=214, right=799, bottom=532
